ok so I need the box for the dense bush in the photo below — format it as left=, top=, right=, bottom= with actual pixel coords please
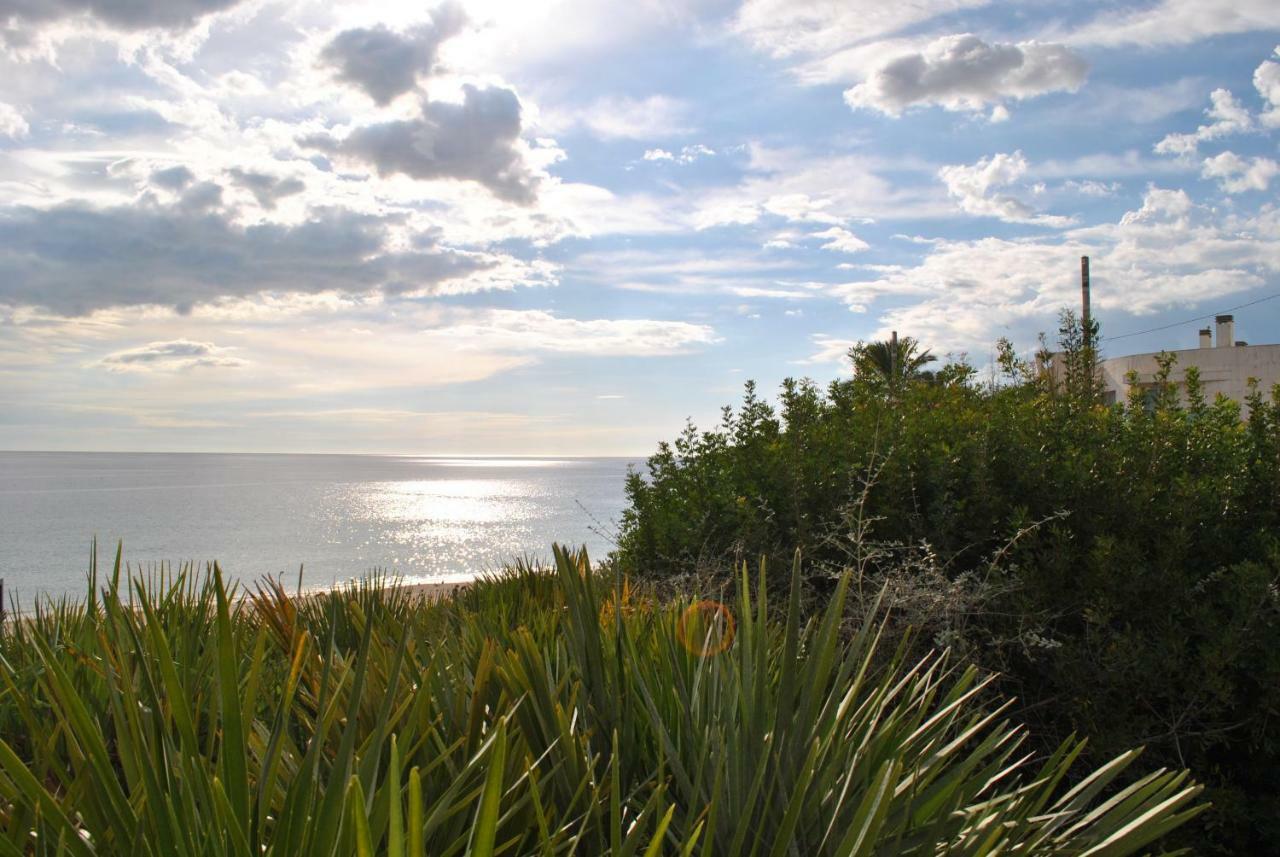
left=0, top=548, right=1203, bottom=855
left=616, top=318, right=1280, bottom=854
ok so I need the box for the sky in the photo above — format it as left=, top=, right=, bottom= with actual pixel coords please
left=1, top=0, right=1279, bottom=455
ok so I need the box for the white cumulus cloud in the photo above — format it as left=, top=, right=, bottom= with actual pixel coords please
left=1201, top=151, right=1279, bottom=193
left=0, top=101, right=27, bottom=138
left=938, top=151, right=1073, bottom=225
left=811, top=226, right=869, bottom=253
left=1256, top=47, right=1280, bottom=128
left=1154, top=88, right=1254, bottom=156
left=843, top=34, right=1088, bottom=117
left=1118, top=186, right=1193, bottom=225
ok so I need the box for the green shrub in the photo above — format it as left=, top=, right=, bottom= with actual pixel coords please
left=616, top=321, right=1280, bottom=854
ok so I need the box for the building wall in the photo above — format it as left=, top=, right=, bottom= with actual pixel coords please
left=1099, top=344, right=1280, bottom=407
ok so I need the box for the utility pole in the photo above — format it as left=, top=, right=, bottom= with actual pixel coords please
left=1080, top=256, right=1091, bottom=349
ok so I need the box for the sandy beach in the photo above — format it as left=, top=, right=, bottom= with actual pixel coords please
left=401, top=580, right=469, bottom=600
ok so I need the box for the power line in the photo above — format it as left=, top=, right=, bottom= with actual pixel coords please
left=1101, top=291, right=1280, bottom=343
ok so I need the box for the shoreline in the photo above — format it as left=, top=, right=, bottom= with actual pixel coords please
left=0, top=577, right=472, bottom=622
left=397, top=580, right=469, bottom=600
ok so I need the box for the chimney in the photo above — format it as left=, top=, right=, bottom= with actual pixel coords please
left=1199, top=328, right=1212, bottom=348
left=1080, top=256, right=1091, bottom=346
left=1215, top=315, right=1235, bottom=348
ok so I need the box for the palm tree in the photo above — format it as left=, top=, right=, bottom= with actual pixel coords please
left=851, top=335, right=936, bottom=386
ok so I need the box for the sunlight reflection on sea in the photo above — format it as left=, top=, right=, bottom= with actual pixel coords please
left=0, top=453, right=636, bottom=599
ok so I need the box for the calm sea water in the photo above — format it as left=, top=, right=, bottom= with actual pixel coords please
left=0, top=452, right=638, bottom=601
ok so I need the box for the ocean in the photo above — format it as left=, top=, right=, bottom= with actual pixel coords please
left=0, top=452, right=639, bottom=601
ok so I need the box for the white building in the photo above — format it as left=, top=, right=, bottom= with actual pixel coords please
left=1098, top=315, right=1280, bottom=408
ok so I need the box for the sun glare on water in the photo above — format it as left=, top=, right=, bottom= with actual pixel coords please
left=364, top=478, right=539, bottom=526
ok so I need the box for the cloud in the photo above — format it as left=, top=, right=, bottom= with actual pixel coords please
left=302, top=85, right=538, bottom=204
left=642, top=143, right=714, bottom=164
left=0, top=0, right=243, bottom=31
left=685, top=144, right=951, bottom=232
left=0, top=200, right=536, bottom=315
left=319, top=3, right=467, bottom=105
left=677, top=143, right=714, bottom=162
left=811, top=226, right=869, bottom=253
left=98, top=339, right=246, bottom=372
left=150, top=164, right=195, bottom=189
left=938, top=151, right=1073, bottom=225
left=1154, top=88, right=1254, bottom=156
left=843, top=34, right=1088, bottom=116
left=423, top=309, right=720, bottom=356
left=1033, top=150, right=1193, bottom=180
left=227, top=168, right=306, bottom=208
left=733, top=0, right=990, bottom=60
left=1256, top=47, right=1280, bottom=128
left=4, top=302, right=542, bottom=424
left=564, top=95, right=691, bottom=140
left=178, top=180, right=223, bottom=212
left=823, top=186, right=1280, bottom=353
left=798, top=334, right=857, bottom=364
left=1201, top=151, right=1279, bottom=193
left=727, top=285, right=815, bottom=299
left=1069, top=0, right=1280, bottom=48
left=566, top=247, right=807, bottom=298
left=1050, top=78, right=1208, bottom=126
left=1118, top=186, right=1193, bottom=225
left=1062, top=179, right=1120, bottom=197
left=0, top=101, right=27, bottom=138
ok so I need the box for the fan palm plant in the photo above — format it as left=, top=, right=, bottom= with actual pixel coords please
left=852, top=336, right=937, bottom=387
left=0, top=545, right=1203, bottom=855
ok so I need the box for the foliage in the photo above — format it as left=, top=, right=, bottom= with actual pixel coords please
left=617, top=322, right=1280, bottom=854
left=0, top=546, right=1204, bottom=856
left=850, top=336, right=938, bottom=393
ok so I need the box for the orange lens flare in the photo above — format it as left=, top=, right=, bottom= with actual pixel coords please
left=676, top=599, right=736, bottom=657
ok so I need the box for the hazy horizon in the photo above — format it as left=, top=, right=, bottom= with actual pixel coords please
left=0, top=448, right=645, bottom=458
